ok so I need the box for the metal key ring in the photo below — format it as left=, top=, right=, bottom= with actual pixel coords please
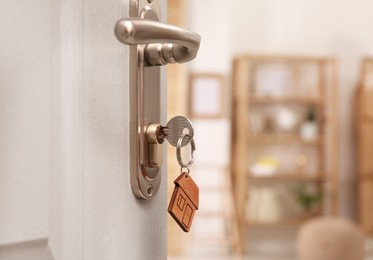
left=176, top=133, right=196, bottom=169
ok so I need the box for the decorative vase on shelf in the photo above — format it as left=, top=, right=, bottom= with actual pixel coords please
left=256, top=188, right=282, bottom=223
left=300, top=106, right=318, bottom=140
left=275, top=107, right=298, bottom=134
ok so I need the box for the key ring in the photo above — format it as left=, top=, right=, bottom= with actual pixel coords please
left=176, top=133, right=196, bottom=173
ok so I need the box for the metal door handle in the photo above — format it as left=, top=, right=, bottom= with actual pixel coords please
left=115, top=0, right=201, bottom=200
left=115, top=19, right=201, bottom=66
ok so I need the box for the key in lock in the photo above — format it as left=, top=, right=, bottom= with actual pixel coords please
left=146, top=116, right=194, bottom=168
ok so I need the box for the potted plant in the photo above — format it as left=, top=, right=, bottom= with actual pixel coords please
left=294, top=184, right=322, bottom=214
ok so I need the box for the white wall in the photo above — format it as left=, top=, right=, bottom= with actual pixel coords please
left=231, top=0, right=373, bottom=55
left=188, top=0, right=373, bottom=218
left=188, top=0, right=232, bottom=73
left=187, top=0, right=233, bottom=167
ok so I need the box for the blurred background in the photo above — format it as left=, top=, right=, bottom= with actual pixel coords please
left=167, top=0, right=373, bottom=259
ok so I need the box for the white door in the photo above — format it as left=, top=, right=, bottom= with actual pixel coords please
left=0, top=0, right=167, bottom=259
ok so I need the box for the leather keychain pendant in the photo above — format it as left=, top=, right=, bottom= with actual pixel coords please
left=168, top=172, right=199, bottom=232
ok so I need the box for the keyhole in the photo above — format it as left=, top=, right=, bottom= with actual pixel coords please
left=146, top=185, right=153, bottom=196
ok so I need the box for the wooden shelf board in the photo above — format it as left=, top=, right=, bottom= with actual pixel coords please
left=235, top=54, right=333, bottom=63
left=249, top=96, right=323, bottom=105
left=247, top=214, right=319, bottom=228
left=248, top=134, right=323, bottom=145
left=358, top=174, right=373, bottom=181
left=247, top=173, right=324, bottom=182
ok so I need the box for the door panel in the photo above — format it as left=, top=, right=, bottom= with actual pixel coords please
left=0, top=0, right=167, bottom=259
left=50, top=0, right=167, bottom=259
left=0, top=0, right=53, bottom=246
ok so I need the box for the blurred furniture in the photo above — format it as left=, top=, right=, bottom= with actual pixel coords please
left=356, top=58, right=373, bottom=236
left=297, top=217, right=365, bottom=260
left=231, top=54, right=339, bottom=253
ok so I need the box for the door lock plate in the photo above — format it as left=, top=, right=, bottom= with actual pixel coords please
left=115, top=0, right=200, bottom=199
left=129, top=0, right=162, bottom=199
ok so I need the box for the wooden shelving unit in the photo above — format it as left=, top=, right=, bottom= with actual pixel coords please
left=356, top=58, right=373, bottom=236
left=230, top=54, right=339, bottom=253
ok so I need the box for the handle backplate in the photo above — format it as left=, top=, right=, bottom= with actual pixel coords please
left=117, top=0, right=200, bottom=199
left=128, top=0, right=162, bottom=199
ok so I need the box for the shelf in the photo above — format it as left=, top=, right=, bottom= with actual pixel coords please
left=249, top=96, right=323, bottom=105
left=231, top=55, right=339, bottom=253
left=248, top=173, right=324, bottom=182
left=247, top=213, right=319, bottom=228
left=248, top=134, right=322, bottom=146
left=236, top=54, right=332, bottom=63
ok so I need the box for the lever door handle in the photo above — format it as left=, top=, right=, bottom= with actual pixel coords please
left=117, top=0, right=201, bottom=200
left=115, top=19, right=201, bottom=66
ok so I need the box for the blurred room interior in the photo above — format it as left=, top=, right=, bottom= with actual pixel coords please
left=167, top=0, right=373, bottom=259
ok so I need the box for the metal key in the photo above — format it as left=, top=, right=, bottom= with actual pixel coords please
left=161, top=116, right=194, bottom=147
left=145, top=116, right=194, bottom=168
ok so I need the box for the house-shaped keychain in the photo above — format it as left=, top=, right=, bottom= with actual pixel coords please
left=168, top=172, right=199, bottom=232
